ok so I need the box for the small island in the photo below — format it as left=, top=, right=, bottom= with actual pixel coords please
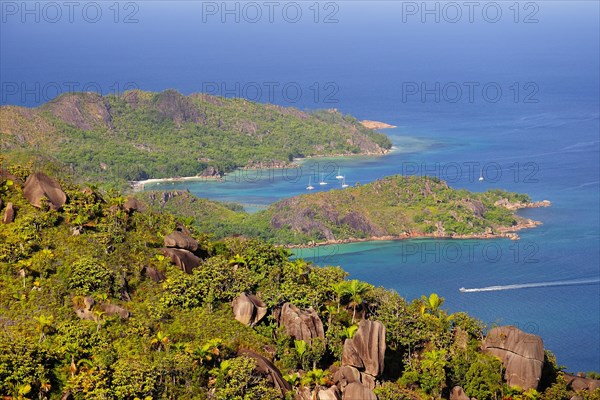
left=138, top=175, right=551, bottom=246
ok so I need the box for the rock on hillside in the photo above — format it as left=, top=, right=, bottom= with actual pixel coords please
left=342, top=320, right=386, bottom=377
left=483, top=326, right=545, bottom=390
left=232, top=292, right=268, bottom=327
left=275, top=302, right=325, bottom=344
left=23, top=172, right=67, bottom=210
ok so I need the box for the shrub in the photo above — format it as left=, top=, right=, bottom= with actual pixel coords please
left=68, top=257, right=114, bottom=295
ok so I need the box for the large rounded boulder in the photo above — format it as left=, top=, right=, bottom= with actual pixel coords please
left=232, top=292, right=267, bottom=326
left=318, top=386, right=341, bottom=400
left=73, top=296, right=129, bottom=320
left=276, top=302, right=325, bottom=344
left=450, top=386, right=470, bottom=400
left=342, top=382, right=377, bottom=400
left=159, top=248, right=201, bottom=274
left=564, top=374, right=600, bottom=392
left=124, top=197, right=146, bottom=213
left=2, top=202, right=15, bottom=224
left=23, top=172, right=67, bottom=210
left=164, top=231, right=199, bottom=252
left=333, top=365, right=375, bottom=391
left=342, top=320, right=386, bottom=377
left=483, top=326, right=544, bottom=390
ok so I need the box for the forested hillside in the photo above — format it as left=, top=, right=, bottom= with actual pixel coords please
left=1, top=162, right=597, bottom=400
left=0, top=90, right=391, bottom=186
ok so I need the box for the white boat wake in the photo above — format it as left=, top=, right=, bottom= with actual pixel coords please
left=459, top=278, right=600, bottom=293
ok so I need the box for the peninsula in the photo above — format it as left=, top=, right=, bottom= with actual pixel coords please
left=0, top=90, right=391, bottom=186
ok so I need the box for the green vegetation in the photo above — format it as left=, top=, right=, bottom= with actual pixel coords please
left=138, top=175, right=536, bottom=246
left=1, top=162, right=596, bottom=400
left=0, top=90, right=391, bottom=187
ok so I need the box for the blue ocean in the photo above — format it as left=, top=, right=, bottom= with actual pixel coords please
left=2, top=1, right=598, bottom=372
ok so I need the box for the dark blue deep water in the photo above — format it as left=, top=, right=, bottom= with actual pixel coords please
left=2, top=1, right=599, bottom=372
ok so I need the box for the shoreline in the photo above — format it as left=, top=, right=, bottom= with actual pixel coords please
left=129, top=175, right=224, bottom=191
left=285, top=225, right=536, bottom=249
left=286, top=201, right=551, bottom=249
left=130, top=148, right=394, bottom=191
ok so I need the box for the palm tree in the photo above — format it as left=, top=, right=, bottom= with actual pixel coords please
left=325, top=304, right=337, bottom=327
left=93, top=309, right=105, bottom=333
left=283, top=372, right=301, bottom=387
left=294, top=339, right=308, bottom=369
left=331, top=282, right=348, bottom=313
left=33, top=314, right=54, bottom=342
left=151, top=331, right=170, bottom=351
left=191, top=338, right=223, bottom=366
left=420, top=293, right=444, bottom=317
left=344, top=280, right=372, bottom=323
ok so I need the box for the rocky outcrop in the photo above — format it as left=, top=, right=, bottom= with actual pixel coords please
left=124, top=197, right=146, bottom=213
left=295, top=387, right=312, bottom=400
left=318, top=386, right=342, bottom=400
left=73, top=296, right=129, bottom=320
left=275, top=302, right=325, bottom=343
left=450, top=386, right=470, bottom=400
left=564, top=374, right=600, bottom=392
left=334, top=366, right=361, bottom=389
left=142, top=266, right=166, bottom=282
left=270, top=197, right=385, bottom=242
left=160, top=248, right=201, bottom=274
left=232, top=293, right=267, bottom=326
left=200, top=165, right=221, bottom=177
left=164, top=231, right=199, bottom=252
left=43, top=92, right=114, bottom=131
left=495, top=198, right=551, bottom=211
left=483, top=326, right=544, bottom=390
left=239, top=350, right=291, bottom=395
left=2, top=202, right=15, bottom=223
left=359, top=120, right=396, bottom=130
left=342, top=320, right=386, bottom=377
left=333, top=366, right=375, bottom=391
left=342, top=382, right=377, bottom=400
left=462, top=199, right=485, bottom=218
left=152, top=89, right=202, bottom=126
left=23, top=172, right=67, bottom=210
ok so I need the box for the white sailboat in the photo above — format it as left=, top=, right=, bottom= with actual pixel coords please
left=341, top=177, right=349, bottom=188
left=306, top=176, right=314, bottom=190
left=319, top=173, right=327, bottom=186
left=335, top=168, right=344, bottom=180
left=478, top=168, right=484, bottom=182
